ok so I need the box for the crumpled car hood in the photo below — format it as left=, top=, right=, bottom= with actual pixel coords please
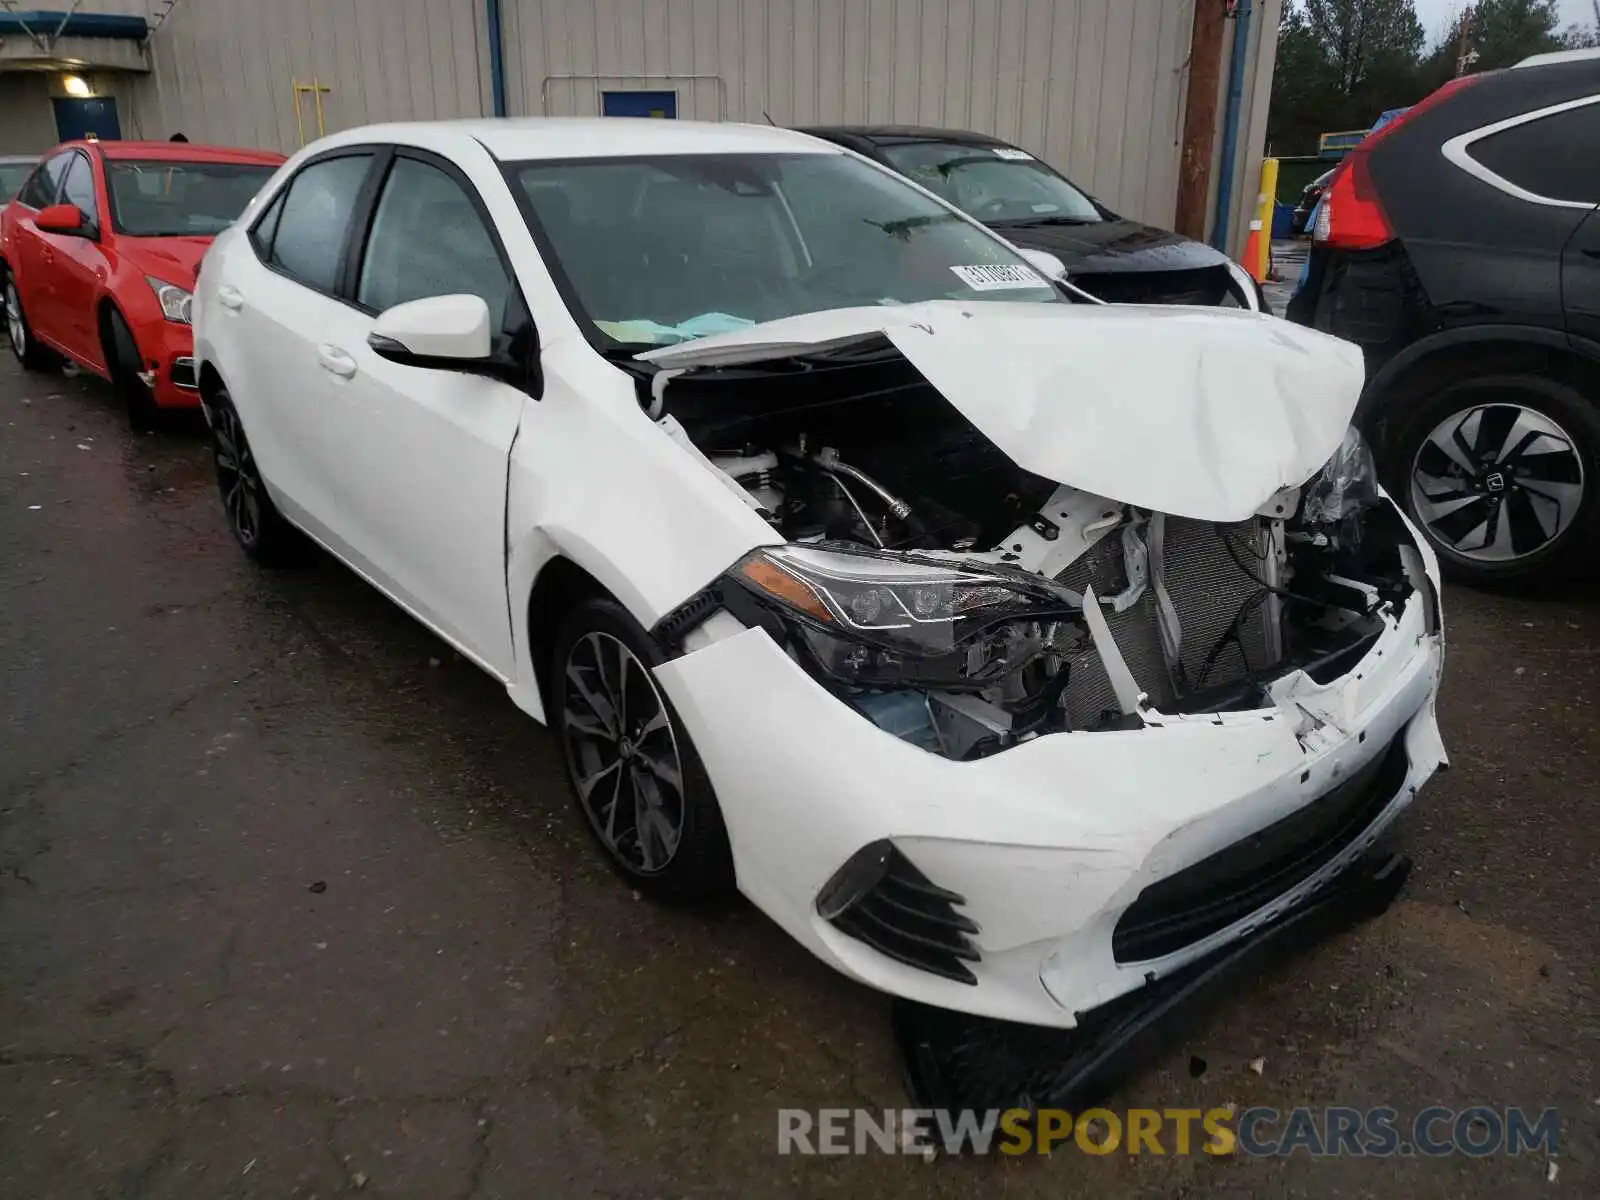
left=639, top=300, right=1367, bottom=523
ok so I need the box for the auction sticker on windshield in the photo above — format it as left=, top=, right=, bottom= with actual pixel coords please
left=991, top=147, right=1035, bottom=160
left=950, top=263, right=1052, bottom=291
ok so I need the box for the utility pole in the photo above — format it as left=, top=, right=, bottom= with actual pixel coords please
left=1175, top=0, right=1230, bottom=241
left=1455, top=9, right=1479, bottom=76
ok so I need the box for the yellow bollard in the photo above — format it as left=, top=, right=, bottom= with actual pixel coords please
left=1241, top=156, right=1280, bottom=283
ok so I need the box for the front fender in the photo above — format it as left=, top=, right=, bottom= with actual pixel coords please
left=502, top=346, right=779, bottom=721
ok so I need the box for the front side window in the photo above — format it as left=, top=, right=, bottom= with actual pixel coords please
left=262, top=154, right=373, bottom=293
left=107, top=159, right=279, bottom=237
left=877, top=141, right=1103, bottom=226
left=59, top=154, right=98, bottom=225
left=357, top=155, right=511, bottom=326
left=17, top=152, right=72, bottom=210
left=513, top=151, right=1060, bottom=347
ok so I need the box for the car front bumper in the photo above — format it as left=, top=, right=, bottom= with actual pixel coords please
left=655, top=581, right=1444, bottom=1029
left=129, top=313, right=200, bottom=409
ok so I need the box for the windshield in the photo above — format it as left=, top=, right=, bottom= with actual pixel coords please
left=878, top=141, right=1103, bottom=225
left=512, top=152, right=1061, bottom=348
left=0, top=162, right=33, bottom=204
left=107, top=160, right=277, bottom=237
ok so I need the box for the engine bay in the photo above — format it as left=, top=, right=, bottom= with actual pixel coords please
left=646, top=342, right=1427, bottom=760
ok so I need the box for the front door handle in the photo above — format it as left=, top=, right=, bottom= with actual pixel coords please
left=217, top=284, right=244, bottom=310
left=317, top=344, right=358, bottom=379
left=1583, top=248, right=1600, bottom=260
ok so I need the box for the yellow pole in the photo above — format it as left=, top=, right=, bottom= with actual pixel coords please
left=312, top=77, right=327, bottom=138
left=293, top=78, right=306, bottom=147
left=1250, top=156, right=1280, bottom=282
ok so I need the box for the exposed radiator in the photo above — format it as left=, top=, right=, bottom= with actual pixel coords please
left=1054, top=518, right=1278, bottom=727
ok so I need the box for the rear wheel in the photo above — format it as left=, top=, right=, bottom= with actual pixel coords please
left=4, top=271, right=60, bottom=372
left=551, top=596, right=734, bottom=900
left=1385, top=368, right=1600, bottom=587
left=208, top=384, right=300, bottom=565
left=105, top=310, right=160, bottom=430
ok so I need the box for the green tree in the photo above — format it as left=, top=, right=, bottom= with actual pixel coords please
left=1463, top=0, right=1567, bottom=67
left=1267, top=0, right=1426, bottom=154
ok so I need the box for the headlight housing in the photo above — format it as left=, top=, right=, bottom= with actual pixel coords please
left=145, top=276, right=193, bottom=324
left=725, top=544, right=1085, bottom=695
left=1300, top=425, right=1380, bottom=539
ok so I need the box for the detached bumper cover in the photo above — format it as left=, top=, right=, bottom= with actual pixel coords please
left=894, top=850, right=1412, bottom=1113
left=656, top=577, right=1444, bottom=1029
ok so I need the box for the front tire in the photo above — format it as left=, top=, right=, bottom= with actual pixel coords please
left=4, top=271, right=60, bottom=372
left=207, top=384, right=300, bottom=565
left=551, top=596, right=734, bottom=900
left=106, top=310, right=160, bottom=431
left=1383, top=367, right=1600, bottom=587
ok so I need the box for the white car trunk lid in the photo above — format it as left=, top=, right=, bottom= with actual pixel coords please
left=639, top=301, right=1366, bottom=523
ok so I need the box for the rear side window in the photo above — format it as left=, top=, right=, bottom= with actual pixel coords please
left=262, top=154, right=373, bottom=293
left=1466, top=98, right=1600, bottom=205
left=17, top=151, right=72, bottom=209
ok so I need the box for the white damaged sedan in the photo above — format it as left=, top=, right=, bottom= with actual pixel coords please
left=194, top=119, right=1445, bottom=1030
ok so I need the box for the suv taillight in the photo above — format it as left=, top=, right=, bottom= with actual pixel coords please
left=1315, top=73, right=1487, bottom=251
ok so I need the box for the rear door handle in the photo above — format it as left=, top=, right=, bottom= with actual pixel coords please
left=1583, top=248, right=1600, bottom=260
left=217, top=284, right=244, bottom=310
left=317, top=344, right=358, bottom=379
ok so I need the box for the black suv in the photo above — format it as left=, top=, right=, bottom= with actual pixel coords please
left=1289, top=51, right=1600, bottom=585
left=799, top=125, right=1261, bottom=310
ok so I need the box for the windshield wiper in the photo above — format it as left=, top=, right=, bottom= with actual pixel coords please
left=865, top=212, right=965, bottom=241
left=989, top=214, right=1099, bottom=227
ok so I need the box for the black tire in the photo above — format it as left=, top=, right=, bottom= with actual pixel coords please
left=105, top=310, right=161, bottom=431
left=207, top=384, right=300, bottom=566
left=4, top=269, right=61, bottom=372
left=550, top=596, right=735, bottom=900
left=1381, top=365, right=1600, bottom=587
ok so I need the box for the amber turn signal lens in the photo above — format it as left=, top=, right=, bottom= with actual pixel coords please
left=739, top=556, right=834, bottom=623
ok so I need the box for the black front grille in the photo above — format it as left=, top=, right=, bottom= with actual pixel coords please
left=1072, top=266, right=1231, bottom=306
left=827, top=846, right=982, bottom=985
left=1112, top=734, right=1410, bottom=962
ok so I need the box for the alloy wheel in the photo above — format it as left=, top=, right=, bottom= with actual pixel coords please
left=561, top=631, right=686, bottom=874
left=212, top=401, right=264, bottom=549
left=5, top=281, right=24, bottom=359
left=1410, top=402, right=1585, bottom=564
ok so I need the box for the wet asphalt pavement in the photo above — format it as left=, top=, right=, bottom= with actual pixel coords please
left=1, top=350, right=1597, bottom=1199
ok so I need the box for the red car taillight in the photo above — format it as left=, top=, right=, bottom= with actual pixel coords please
left=1315, top=73, right=1486, bottom=251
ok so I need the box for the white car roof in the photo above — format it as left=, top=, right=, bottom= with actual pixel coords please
left=1514, top=47, right=1600, bottom=68
left=318, top=118, right=839, bottom=162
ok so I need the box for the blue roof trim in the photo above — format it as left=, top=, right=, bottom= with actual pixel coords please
left=0, top=11, right=150, bottom=40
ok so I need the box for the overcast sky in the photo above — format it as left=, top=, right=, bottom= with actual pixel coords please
left=1411, top=0, right=1597, bottom=44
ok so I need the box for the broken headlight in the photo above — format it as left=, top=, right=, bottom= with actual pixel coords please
left=1300, top=425, right=1380, bottom=543
left=726, top=544, right=1083, bottom=693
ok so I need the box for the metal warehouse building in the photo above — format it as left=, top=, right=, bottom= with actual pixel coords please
left=0, top=1, right=1281, bottom=253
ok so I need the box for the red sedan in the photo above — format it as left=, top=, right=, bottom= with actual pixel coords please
left=1, top=139, right=284, bottom=427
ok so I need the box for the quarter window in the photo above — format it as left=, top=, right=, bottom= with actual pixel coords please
left=59, top=154, right=98, bottom=225
left=265, top=153, right=373, bottom=293
left=17, top=151, right=72, bottom=210
left=1467, top=98, right=1600, bottom=205
left=356, top=155, right=511, bottom=324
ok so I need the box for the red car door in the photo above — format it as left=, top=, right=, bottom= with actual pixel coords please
left=47, top=151, right=110, bottom=370
left=7, top=151, right=74, bottom=350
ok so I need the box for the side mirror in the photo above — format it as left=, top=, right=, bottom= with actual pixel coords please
left=35, top=203, right=86, bottom=235
left=1018, top=247, right=1069, bottom=283
left=369, top=294, right=493, bottom=367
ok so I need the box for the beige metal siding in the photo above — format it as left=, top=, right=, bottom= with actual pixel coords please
left=503, top=0, right=1196, bottom=227
left=122, top=0, right=491, bottom=152
left=0, top=75, right=62, bottom=154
